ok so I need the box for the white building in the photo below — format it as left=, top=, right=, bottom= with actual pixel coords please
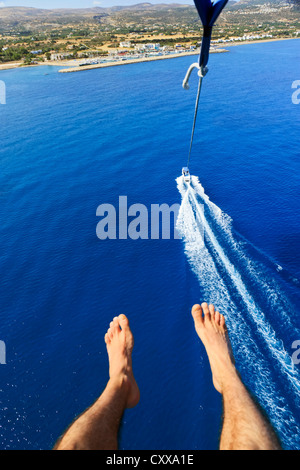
left=50, top=53, right=73, bottom=61
left=119, top=41, right=132, bottom=48
left=134, top=43, right=160, bottom=52
left=146, top=43, right=160, bottom=50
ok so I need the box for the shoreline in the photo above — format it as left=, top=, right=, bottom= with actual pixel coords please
left=0, top=37, right=298, bottom=73
left=58, top=49, right=222, bottom=73
left=225, top=36, right=299, bottom=47
left=58, top=37, right=299, bottom=73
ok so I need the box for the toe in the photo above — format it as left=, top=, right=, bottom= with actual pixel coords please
left=201, top=302, right=210, bottom=321
left=113, top=317, right=121, bottom=330
left=108, top=317, right=120, bottom=336
left=107, top=327, right=113, bottom=341
left=215, top=310, right=221, bottom=325
left=118, top=314, right=130, bottom=330
left=209, top=304, right=215, bottom=319
left=192, top=304, right=203, bottom=328
left=118, top=315, right=134, bottom=350
left=220, top=314, right=226, bottom=330
left=209, top=304, right=219, bottom=329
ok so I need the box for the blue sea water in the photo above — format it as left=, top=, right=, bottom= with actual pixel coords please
left=0, top=39, right=299, bottom=450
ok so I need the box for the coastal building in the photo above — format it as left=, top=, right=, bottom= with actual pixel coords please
left=135, top=43, right=160, bottom=52
left=146, top=43, right=160, bottom=51
left=119, top=41, right=132, bottom=48
left=50, top=53, right=74, bottom=61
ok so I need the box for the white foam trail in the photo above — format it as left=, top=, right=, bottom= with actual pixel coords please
left=192, top=175, right=300, bottom=322
left=176, top=175, right=300, bottom=448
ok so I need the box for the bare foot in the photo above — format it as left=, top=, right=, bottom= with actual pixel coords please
left=104, top=314, right=140, bottom=409
left=192, top=303, right=237, bottom=394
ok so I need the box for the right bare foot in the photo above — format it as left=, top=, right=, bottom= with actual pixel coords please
left=192, top=303, right=237, bottom=394
left=105, top=315, right=140, bottom=409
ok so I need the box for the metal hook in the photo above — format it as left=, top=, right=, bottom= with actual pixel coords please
left=182, top=64, right=209, bottom=90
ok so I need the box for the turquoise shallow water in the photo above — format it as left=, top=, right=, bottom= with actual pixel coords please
left=0, top=39, right=300, bottom=450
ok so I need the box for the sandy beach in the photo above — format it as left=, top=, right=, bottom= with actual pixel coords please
left=0, top=62, right=24, bottom=71
left=57, top=37, right=299, bottom=73
left=0, top=37, right=298, bottom=73
left=58, top=49, right=221, bottom=73
left=226, top=37, right=299, bottom=47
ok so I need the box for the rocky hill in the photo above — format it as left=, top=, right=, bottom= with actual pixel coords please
left=0, top=1, right=298, bottom=34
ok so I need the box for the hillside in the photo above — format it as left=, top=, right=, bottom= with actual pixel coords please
left=0, top=1, right=299, bottom=33
left=0, top=1, right=299, bottom=64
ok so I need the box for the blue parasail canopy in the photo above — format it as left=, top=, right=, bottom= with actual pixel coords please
left=193, top=0, right=229, bottom=68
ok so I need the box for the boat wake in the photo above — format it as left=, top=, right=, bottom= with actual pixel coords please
left=176, top=175, right=300, bottom=449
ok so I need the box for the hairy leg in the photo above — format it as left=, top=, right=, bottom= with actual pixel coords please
left=191, top=303, right=281, bottom=451
left=54, top=314, right=140, bottom=450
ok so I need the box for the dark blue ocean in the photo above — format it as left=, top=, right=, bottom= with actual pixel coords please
left=0, top=39, right=300, bottom=450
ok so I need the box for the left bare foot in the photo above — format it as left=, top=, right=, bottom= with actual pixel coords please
left=105, top=315, right=140, bottom=408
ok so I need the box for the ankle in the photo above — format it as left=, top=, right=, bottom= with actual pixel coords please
left=108, top=374, right=131, bottom=394
left=220, top=367, right=244, bottom=395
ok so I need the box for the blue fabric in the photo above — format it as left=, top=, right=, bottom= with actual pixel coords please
left=194, top=0, right=228, bottom=26
left=194, top=0, right=229, bottom=66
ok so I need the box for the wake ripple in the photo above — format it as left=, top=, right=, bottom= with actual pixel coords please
left=176, top=175, right=300, bottom=449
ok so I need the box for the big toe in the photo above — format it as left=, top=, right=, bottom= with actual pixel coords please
left=118, top=314, right=134, bottom=347
left=192, top=304, right=203, bottom=329
left=119, top=314, right=129, bottom=330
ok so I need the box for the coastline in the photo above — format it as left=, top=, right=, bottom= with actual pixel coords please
left=58, top=37, right=299, bottom=73
left=0, top=61, right=23, bottom=71
left=58, top=49, right=221, bottom=73
left=225, top=36, right=299, bottom=47
left=0, top=37, right=298, bottom=73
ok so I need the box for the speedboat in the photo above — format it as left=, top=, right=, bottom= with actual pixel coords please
left=182, top=167, right=191, bottom=183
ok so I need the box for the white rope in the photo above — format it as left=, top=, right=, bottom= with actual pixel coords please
left=184, top=65, right=208, bottom=169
